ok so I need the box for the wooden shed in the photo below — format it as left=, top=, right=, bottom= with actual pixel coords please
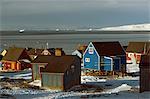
left=83, top=41, right=126, bottom=72
left=1, top=47, right=31, bottom=71
left=140, top=55, right=150, bottom=93
left=32, top=55, right=81, bottom=91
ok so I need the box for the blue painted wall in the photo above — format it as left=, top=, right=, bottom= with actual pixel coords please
left=103, top=57, right=112, bottom=71
left=83, top=43, right=100, bottom=70
left=83, top=42, right=126, bottom=72
left=120, top=56, right=126, bottom=65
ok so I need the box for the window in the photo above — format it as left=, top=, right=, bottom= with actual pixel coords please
left=85, top=58, right=90, bottom=62
left=89, top=47, right=94, bottom=54
left=38, top=65, right=45, bottom=73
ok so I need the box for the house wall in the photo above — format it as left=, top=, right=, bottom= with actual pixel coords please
left=100, top=56, right=113, bottom=71
left=41, top=73, right=64, bottom=90
left=140, top=67, right=150, bottom=92
left=83, top=43, right=100, bottom=70
left=32, top=64, right=41, bottom=80
left=1, top=60, right=21, bottom=71
left=126, top=52, right=141, bottom=73
left=126, top=52, right=142, bottom=64
left=118, top=55, right=126, bottom=72
left=64, top=57, right=81, bottom=90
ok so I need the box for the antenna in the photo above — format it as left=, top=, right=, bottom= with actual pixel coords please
left=144, top=43, right=146, bottom=54
left=46, top=42, right=49, bottom=49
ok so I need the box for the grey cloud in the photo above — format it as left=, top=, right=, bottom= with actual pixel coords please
left=0, top=0, right=149, bottom=30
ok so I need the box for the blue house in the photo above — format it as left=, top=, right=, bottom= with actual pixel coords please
left=83, top=41, right=126, bottom=72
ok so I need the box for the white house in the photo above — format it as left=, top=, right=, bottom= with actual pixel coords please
left=72, top=50, right=82, bottom=58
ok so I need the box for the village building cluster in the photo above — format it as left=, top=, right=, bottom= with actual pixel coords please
left=0, top=41, right=150, bottom=92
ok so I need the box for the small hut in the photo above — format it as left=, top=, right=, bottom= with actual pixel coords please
left=140, top=55, right=150, bottom=93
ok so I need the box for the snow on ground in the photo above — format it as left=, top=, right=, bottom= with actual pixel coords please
left=29, top=80, right=41, bottom=87
left=81, top=76, right=106, bottom=83
left=0, top=71, right=149, bottom=99
left=102, top=84, right=132, bottom=94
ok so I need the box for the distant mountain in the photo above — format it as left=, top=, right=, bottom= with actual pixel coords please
left=97, top=23, right=150, bottom=31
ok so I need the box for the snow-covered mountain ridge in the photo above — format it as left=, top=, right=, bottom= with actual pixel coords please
left=98, top=23, right=150, bottom=31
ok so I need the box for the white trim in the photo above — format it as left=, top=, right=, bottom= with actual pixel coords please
left=98, top=55, right=100, bottom=70
left=83, top=42, right=100, bottom=70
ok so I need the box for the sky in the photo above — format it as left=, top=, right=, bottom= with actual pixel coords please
left=0, top=0, right=150, bottom=30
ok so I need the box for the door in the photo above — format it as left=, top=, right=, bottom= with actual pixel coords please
left=113, top=57, right=121, bottom=71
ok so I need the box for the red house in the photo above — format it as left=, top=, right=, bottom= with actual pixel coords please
left=1, top=47, right=31, bottom=71
left=126, top=42, right=150, bottom=73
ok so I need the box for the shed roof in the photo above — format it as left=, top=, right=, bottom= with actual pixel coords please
left=27, top=49, right=44, bottom=55
left=2, top=47, right=25, bottom=61
left=140, top=55, right=150, bottom=68
left=27, top=48, right=65, bottom=56
left=32, top=55, right=79, bottom=73
left=92, top=41, right=125, bottom=56
left=126, top=42, right=150, bottom=53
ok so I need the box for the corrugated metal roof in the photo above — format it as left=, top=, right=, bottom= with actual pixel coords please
left=126, top=42, right=150, bottom=53
left=92, top=41, right=125, bottom=56
left=32, top=55, right=79, bottom=73
left=2, top=47, right=25, bottom=61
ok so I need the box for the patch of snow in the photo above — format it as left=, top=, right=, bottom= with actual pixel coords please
left=0, top=89, right=50, bottom=95
left=103, top=84, right=132, bottom=94
left=29, top=80, right=41, bottom=87
left=81, top=76, right=106, bottom=83
left=117, top=76, right=139, bottom=80
left=19, top=59, right=31, bottom=63
left=11, top=76, right=32, bottom=80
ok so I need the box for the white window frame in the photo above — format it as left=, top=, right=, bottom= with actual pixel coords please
left=85, top=58, right=90, bottom=62
left=89, top=47, right=94, bottom=54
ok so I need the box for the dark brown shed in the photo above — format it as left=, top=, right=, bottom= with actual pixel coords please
left=140, top=55, right=150, bottom=93
left=32, top=55, right=81, bottom=90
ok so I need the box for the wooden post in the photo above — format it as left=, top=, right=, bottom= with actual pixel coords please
left=112, top=71, right=114, bottom=79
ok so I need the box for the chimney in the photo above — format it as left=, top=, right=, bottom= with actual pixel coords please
left=35, top=49, right=37, bottom=54
left=55, top=48, right=62, bottom=56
